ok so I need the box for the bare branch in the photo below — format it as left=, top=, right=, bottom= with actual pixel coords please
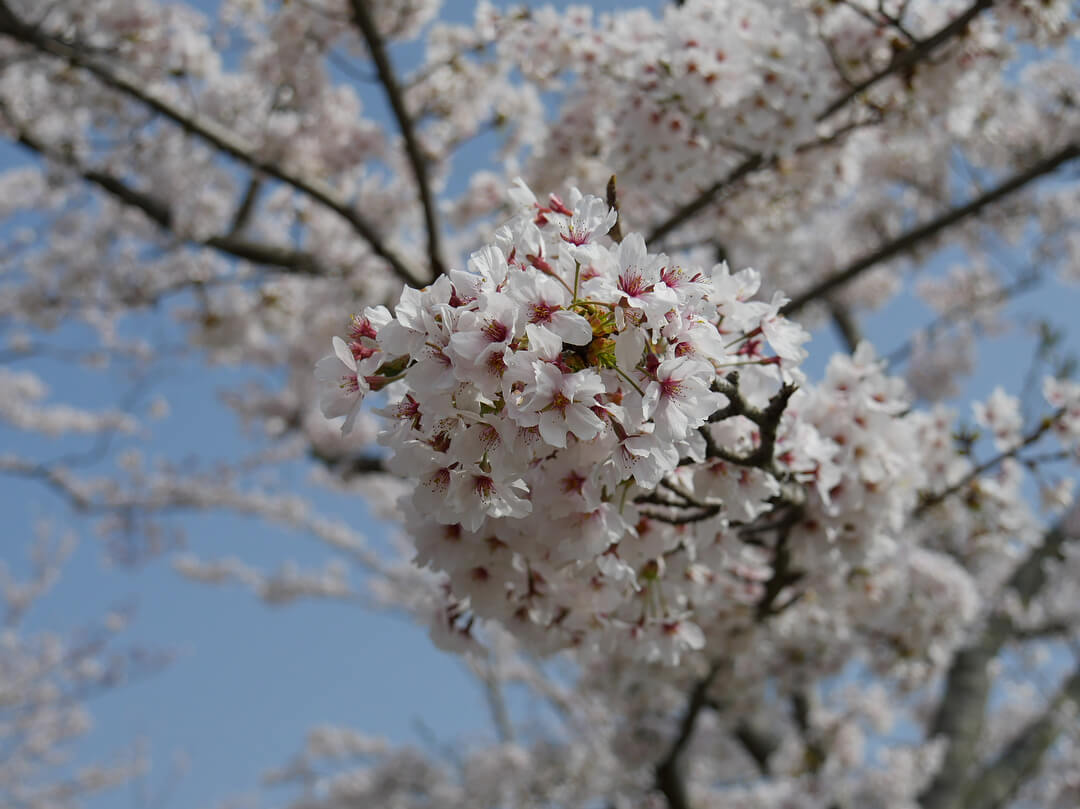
left=647, top=154, right=767, bottom=245
left=348, top=0, right=446, bottom=278
left=309, top=448, right=389, bottom=478
left=479, top=663, right=514, bottom=744
left=781, top=143, right=1080, bottom=317
left=828, top=301, right=862, bottom=353
left=704, top=376, right=799, bottom=470
left=732, top=720, right=777, bottom=776
left=0, top=2, right=427, bottom=286
left=228, top=176, right=263, bottom=235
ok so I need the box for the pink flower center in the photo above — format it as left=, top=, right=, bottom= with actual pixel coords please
left=483, top=319, right=510, bottom=343
left=618, top=268, right=649, bottom=298
left=562, top=226, right=590, bottom=246
left=529, top=301, right=557, bottom=324
left=472, top=475, right=496, bottom=500
left=561, top=470, right=587, bottom=495
left=659, top=376, right=683, bottom=399
left=349, top=341, right=377, bottom=361
left=479, top=424, right=500, bottom=449
left=486, top=350, right=508, bottom=377
left=348, top=315, right=379, bottom=341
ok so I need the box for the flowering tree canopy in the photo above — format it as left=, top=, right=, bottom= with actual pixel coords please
left=2, top=1, right=1080, bottom=808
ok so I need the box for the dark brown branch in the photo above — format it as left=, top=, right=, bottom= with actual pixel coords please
left=606, top=174, right=624, bottom=244
left=0, top=2, right=426, bottom=286
left=655, top=662, right=722, bottom=809
left=645, top=1, right=996, bottom=245
left=5, top=120, right=331, bottom=277
left=349, top=0, right=445, bottom=278
left=754, top=529, right=802, bottom=621
left=817, top=0, right=995, bottom=121
left=654, top=513, right=802, bottom=808
left=704, top=377, right=799, bottom=470
left=782, top=143, right=1080, bottom=317
left=958, top=666, right=1080, bottom=809
left=309, top=448, right=388, bottom=479
left=828, top=301, right=861, bottom=353
left=647, top=154, right=767, bottom=245
left=733, top=720, right=777, bottom=775
left=228, top=176, right=263, bottom=235
left=919, top=521, right=1074, bottom=809
left=914, top=408, right=1064, bottom=517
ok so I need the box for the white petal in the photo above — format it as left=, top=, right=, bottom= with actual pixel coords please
left=332, top=336, right=357, bottom=371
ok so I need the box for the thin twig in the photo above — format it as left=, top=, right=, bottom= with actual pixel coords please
left=915, top=409, right=1064, bottom=516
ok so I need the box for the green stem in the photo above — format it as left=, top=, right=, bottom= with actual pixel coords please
left=615, top=365, right=646, bottom=396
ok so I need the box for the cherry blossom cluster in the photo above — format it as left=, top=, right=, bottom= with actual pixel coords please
left=314, top=182, right=953, bottom=662
left=314, top=182, right=811, bottom=658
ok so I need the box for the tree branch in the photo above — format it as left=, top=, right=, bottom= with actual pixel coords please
left=781, top=143, right=1080, bottom=317
left=0, top=2, right=427, bottom=286
left=827, top=301, right=861, bottom=353
left=732, top=720, right=777, bottom=775
left=647, top=154, right=767, bottom=245
left=655, top=662, right=722, bottom=809
left=914, top=408, right=1064, bottom=517
left=919, top=520, right=1074, bottom=809
left=348, top=0, right=446, bottom=278
left=958, top=665, right=1080, bottom=809
left=645, top=0, right=996, bottom=244
left=309, top=448, right=389, bottom=478
left=4, top=118, right=333, bottom=278
left=817, top=0, right=995, bottom=121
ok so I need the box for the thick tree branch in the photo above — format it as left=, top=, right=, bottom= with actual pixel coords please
left=958, top=665, right=1080, bottom=809
left=705, top=376, right=799, bottom=470
left=827, top=301, right=861, bottom=353
left=781, top=143, right=1080, bottom=317
left=228, top=177, right=264, bottom=235
left=919, top=521, right=1074, bottom=809
left=348, top=0, right=446, bottom=278
left=0, top=2, right=427, bottom=286
left=309, top=448, right=389, bottom=479
left=655, top=662, right=723, bottom=809
left=732, top=720, right=777, bottom=775
left=655, top=511, right=803, bottom=809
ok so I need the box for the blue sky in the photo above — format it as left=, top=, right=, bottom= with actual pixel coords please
left=1, top=2, right=1078, bottom=809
